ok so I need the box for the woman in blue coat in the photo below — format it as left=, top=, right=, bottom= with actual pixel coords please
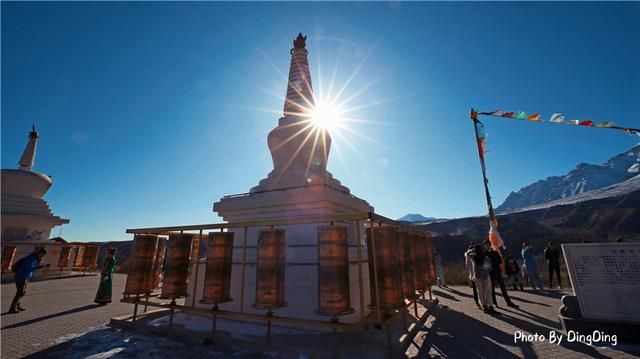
left=521, top=242, right=543, bottom=290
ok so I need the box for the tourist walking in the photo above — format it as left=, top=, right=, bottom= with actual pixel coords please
left=484, top=241, right=519, bottom=308
left=469, top=244, right=495, bottom=314
left=464, top=243, right=481, bottom=309
left=544, top=242, right=562, bottom=289
left=94, top=247, right=117, bottom=305
left=9, top=248, right=50, bottom=313
left=434, top=249, right=446, bottom=288
left=505, top=255, right=524, bottom=290
left=521, top=242, right=543, bottom=290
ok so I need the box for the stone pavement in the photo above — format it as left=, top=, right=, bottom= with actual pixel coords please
left=409, top=285, right=638, bottom=358
left=1, top=274, right=132, bottom=359
left=1, top=275, right=638, bottom=358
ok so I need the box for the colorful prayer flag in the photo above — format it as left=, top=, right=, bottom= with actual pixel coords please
left=515, top=111, right=527, bottom=120
left=474, top=108, right=638, bottom=136
left=549, top=113, right=565, bottom=123
left=474, top=120, right=486, bottom=140
left=489, top=221, right=505, bottom=250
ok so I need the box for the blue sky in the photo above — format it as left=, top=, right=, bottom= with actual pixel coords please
left=2, top=2, right=639, bottom=242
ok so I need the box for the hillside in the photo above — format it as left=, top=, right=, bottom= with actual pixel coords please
left=420, top=188, right=640, bottom=263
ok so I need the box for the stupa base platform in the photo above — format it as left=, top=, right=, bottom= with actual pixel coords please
left=112, top=295, right=439, bottom=358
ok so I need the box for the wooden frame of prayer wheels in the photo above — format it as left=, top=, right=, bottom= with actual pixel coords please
left=200, top=232, right=234, bottom=304
left=397, top=231, right=416, bottom=299
left=411, top=233, right=427, bottom=292
left=1, top=246, right=17, bottom=271
left=57, top=246, right=72, bottom=268
left=253, top=229, right=287, bottom=309
left=84, top=245, right=99, bottom=270
left=124, top=234, right=159, bottom=295
left=424, top=233, right=437, bottom=286
left=160, top=233, right=194, bottom=299
left=367, top=226, right=403, bottom=310
left=316, top=225, right=354, bottom=316
left=151, top=238, right=167, bottom=289
left=74, top=245, right=86, bottom=268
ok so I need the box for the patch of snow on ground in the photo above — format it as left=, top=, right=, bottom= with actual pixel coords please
left=85, top=347, right=125, bottom=359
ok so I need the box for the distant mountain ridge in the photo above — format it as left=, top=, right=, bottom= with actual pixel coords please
left=398, top=213, right=436, bottom=222
left=496, top=144, right=640, bottom=213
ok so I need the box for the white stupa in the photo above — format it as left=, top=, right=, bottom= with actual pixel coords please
left=1, top=125, right=69, bottom=242
left=214, top=33, right=372, bottom=221
left=186, top=34, right=374, bottom=323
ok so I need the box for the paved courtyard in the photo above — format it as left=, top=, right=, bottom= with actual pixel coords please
left=1, top=275, right=638, bottom=358
left=1, top=274, right=132, bottom=358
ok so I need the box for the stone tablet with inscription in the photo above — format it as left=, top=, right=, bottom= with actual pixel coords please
left=563, top=243, right=640, bottom=323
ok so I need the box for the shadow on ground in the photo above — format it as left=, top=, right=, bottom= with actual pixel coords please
left=23, top=326, right=286, bottom=359
left=418, top=304, right=617, bottom=359
left=1, top=304, right=101, bottom=328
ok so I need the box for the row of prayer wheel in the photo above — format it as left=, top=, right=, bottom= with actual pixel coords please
left=1, top=246, right=17, bottom=271
left=123, top=225, right=434, bottom=316
left=72, top=244, right=99, bottom=269
left=1, top=244, right=101, bottom=271
left=367, top=227, right=436, bottom=310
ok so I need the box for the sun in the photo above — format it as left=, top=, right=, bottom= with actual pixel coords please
left=310, top=99, right=343, bottom=131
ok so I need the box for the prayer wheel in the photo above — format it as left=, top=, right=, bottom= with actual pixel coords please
left=200, top=232, right=234, bottom=304
left=188, top=236, right=201, bottom=282
left=411, top=233, right=427, bottom=292
left=74, top=245, right=86, bottom=268
left=84, top=245, right=99, bottom=270
left=424, top=233, right=437, bottom=286
left=160, top=233, right=194, bottom=299
left=1, top=246, right=16, bottom=271
left=366, top=226, right=403, bottom=310
left=57, top=246, right=72, bottom=268
left=397, top=231, right=416, bottom=299
left=124, top=235, right=159, bottom=295
left=316, top=225, right=354, bottom=316
left=254, top=229, right=287, bottom=309
left=151, top=238, right=167, bottom=289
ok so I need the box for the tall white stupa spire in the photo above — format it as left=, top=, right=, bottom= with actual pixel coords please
left=283, top=33, right=314, bottom=116
left=18, top=125, right=39, bottom=171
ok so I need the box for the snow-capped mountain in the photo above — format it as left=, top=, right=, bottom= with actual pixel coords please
left=397, top=213, right=436, bottom=222
left=496, top=144, right=640, bottom=213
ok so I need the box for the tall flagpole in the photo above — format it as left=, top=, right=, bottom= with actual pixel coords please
left=471, top=109, right=497, bottom=227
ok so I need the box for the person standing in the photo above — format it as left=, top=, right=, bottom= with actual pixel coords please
left=521, top=242, right=543, bottom=290
left=470, top=244, right=495, bottom=314
left=434, top=249, right=446, bottom=288
left=544, top=242, right=562, bottom=289
left=9, top=248, right=50, bottom=313
left=94, top=247, right=117, bottom=305
left=505, top=255, right=524, bottom=290
left=465, top=243, right=481, bottom=309
left=484, top=240, right=518, bottom=308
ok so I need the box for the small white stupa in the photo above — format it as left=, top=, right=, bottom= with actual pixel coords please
left=1, top=125, right=69, bottom=242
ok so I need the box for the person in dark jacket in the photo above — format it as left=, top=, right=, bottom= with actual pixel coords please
left=9, top=248, right=50, bottom=313
left=484, top=240, right=518, bottom=308
left=505, top=255, right=524, bottom=290
left=544, top=242, right=562, bottom=289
